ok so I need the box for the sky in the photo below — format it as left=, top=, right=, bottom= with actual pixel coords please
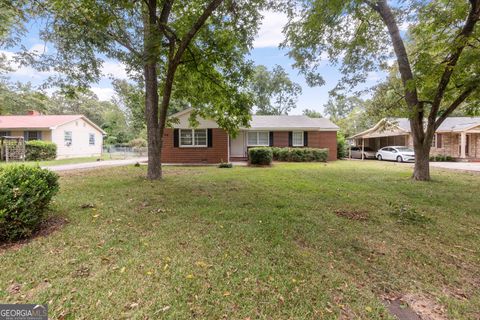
left=1, top=11, right=387, bottom=115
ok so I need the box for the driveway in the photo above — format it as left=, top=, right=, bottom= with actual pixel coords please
left=43, top=157, right=148, bottom=172
left=429, top=161, right=480, bottom=172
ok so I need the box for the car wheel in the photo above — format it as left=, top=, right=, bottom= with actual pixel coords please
left=396, top=156, right=403, bottom=163
left=377, top=154, right=382, bottom=161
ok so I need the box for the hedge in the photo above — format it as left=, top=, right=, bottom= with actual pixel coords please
left=248, top=147, right=273, bottom=165
left=430, top=154, right=453, bottom=162
left=0, top=165, right=59, bottom=241
left=25, top=140, right=57, bottom=161
left=270, top=147, right=329, bottom=162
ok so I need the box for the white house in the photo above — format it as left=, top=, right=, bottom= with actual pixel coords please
left=0, top=111, right=106, bottom=159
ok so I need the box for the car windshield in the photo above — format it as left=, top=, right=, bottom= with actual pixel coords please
left=396, top=147, right=413, bottom=152
left=363, top=147, right=374, bottom=151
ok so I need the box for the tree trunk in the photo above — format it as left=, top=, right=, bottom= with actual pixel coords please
left=144, top=63, right=162, bottom=180
left=412, top=143, right=431, bottom=181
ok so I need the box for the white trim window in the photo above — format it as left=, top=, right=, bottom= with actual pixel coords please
left=247, top=131, right=269, bottom=146
left=64, top=131, right=72, bottom=146
left=180, top=129, right=207, bottom=147
left=292, top=131, right=304, bottom=146
left=89, top=133, right=95, bottom=146
left=0, top=131, right=10, bottom=137
left=431, top=133, right=437, bottom=148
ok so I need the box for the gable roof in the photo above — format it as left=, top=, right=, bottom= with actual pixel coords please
left=350, top=117, right=480, bottom=139
left=170, top=108, right=339, bottom=131
left=0, top=115, right=106, bottom=134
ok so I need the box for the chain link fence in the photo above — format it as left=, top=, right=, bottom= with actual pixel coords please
left=102, top=146, right=148, bottom=160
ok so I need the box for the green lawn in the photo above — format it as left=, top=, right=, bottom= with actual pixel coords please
left=1, top=161, right=479, bottom=319
left=0, top=154, right=126, bottom=167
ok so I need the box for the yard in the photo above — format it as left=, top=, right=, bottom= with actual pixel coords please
left=1, top=161, right=479, bottom=319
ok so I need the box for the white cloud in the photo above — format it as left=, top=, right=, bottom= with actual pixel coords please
left=29, top=43, right=48, bottom=54
left=101, top=60, right=128, bottom=80
left=253, top=11, right=288, bottom=48
left=91, top=87, right=116, bottom=101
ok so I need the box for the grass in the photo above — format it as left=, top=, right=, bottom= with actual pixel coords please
left=1, top=161, right=479, bottom=319
left=0, top=154, right=127, bottom=167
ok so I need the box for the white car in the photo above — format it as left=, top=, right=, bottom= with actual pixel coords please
left=350, top=146, right=376, bottom=159
left=376, top=146, right=415, bottom=162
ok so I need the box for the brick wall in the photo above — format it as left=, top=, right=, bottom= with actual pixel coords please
left=272, top=131, right=289, bottom=147
left=307, top=131, right=337, bottom=161
left=161, top=128, right=229, bottom=164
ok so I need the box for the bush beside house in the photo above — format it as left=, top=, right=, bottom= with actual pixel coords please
left=271, top=147, right=329, bottom=162
left=249, top=147, right=273, bottom=165
left=0, top=165, right=59, bottom=241
left=25, top=141, right=57, bottom=161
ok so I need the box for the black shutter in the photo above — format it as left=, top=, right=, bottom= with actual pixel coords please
left=269, top=131, right=274, bottom=146
left=207, top=129, right=213, bottom=147
left=173, top=129, right=179, bottom=147
left=288, top=131, right=293, bottom=147
left=304, top=131, right=308, bottom=147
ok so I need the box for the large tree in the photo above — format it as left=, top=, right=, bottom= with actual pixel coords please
left=284, top=0, right=480, bottom=180
left=15, top=0, right=263, bottom=179
left=251, top=64, right=302, bottom=115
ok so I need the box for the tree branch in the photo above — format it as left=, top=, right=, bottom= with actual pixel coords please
left=435, top=85, right=478, bottom=129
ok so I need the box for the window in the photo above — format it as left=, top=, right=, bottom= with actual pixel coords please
left=431, top=133, right=437, bottom=148
left=292, top=131, right=304, bottom=146
left=64, top=131, right=72, bottom=146
left=180, top=129, right=207, bottom=147
left=89, top=133, right=95, bottom=146
left=24, top=131, right=42, bottom=141
left=0, top=131, right=10, bottom=137
left=247, top=131, right=269, bottom=146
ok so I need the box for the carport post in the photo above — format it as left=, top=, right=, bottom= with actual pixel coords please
left=361, top=138, right=365, bottom=160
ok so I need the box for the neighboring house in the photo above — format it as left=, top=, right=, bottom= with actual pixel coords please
left=162, top=108, right=339, bottom=163
left=350, top=117, right=480, bottom=161
left=0, top=111, right=106, bottom=159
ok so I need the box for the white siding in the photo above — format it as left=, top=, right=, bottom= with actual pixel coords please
left=52, top=119, right=103, bottom=159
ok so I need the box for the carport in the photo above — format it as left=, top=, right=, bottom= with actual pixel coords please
left=348, top=119, right=411, bottom=160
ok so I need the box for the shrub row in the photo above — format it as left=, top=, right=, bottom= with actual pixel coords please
left=0, top=165, right=59, bottom=241
left=430, top=154, right=453, bottom=162
left=248, top=147, right=329, bottom=165
left=271, top=147, right=329, bottom=162
left=25, top=141, right=57, bottom=161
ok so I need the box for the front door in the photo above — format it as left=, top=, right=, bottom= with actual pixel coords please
left=230, top=131, right=246, bottom=158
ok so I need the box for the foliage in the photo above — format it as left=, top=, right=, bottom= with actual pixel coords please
left=270, top=147, right=328, bottom=162
left=218, top=162, right=233, bottom=168
left=0, top=82, right=51, bottom=115
left=128, top=138, right=147, bottom=148
left=251, top=65, right=302, bottom=115
left=283, top=0, right=480, bottom=180
left=25, top=140, right=57, bottom=161
left=430, top=154, right=453, bottom=162
left=0, top=165, right=59, bottom=241
left=302, top=108, right=323, bottom=118
left=323, top=95, right=373, bottom=137
left=336, top=133, right=348, bottom=159
left=19, top=0, right=266, bottom=179
left=248, top=147, right=273, bottom=165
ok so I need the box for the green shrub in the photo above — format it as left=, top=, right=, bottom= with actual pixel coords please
left=249, top=147, right=273, bottom=165
left=25, top=140, right=57, bottom=161
left=0, top=165, right=59, bottom=241
left=429, top=154, right=454, bottom=162
left=337, top=133, right=348, bottom=159
left=218, top=162, right=233, bottom=168
left=270, top=147, right=329, bottom=162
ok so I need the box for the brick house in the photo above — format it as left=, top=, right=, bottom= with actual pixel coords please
left=350, top=117, right=480, bottom=161
left=161, top=108, right=339, bottom=164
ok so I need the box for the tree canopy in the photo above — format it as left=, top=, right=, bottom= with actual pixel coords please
left=251, top=64, right=302, bottom=115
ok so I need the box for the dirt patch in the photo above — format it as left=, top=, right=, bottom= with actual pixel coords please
left=0, top=216, right=68, bottom=254
left=383, top=294, right=448, bottom=320
left=335, top=209, right=369, bottom=221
